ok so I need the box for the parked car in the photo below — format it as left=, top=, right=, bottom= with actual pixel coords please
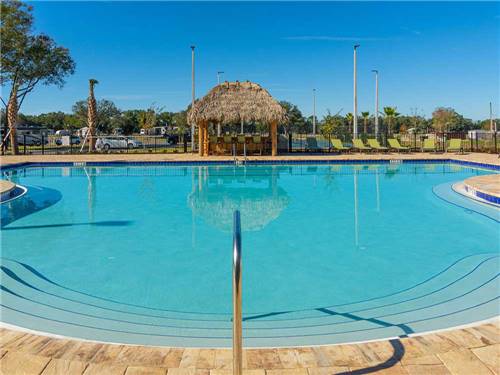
left=55, top=135, right=81, bottom=146
left=55, top=130, right=71, bottom=136
left=164, top=133, right=179, bottom=145
left=17, top=134, right=48, bottom=146
left=96, top=136, right=143, bottom=151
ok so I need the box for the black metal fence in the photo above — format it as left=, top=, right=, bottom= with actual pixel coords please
left=5, top=134, right=190, bottom=156
left=281, top=132, right=499, bottom=154
left=2, top=131, right=499, bottom=156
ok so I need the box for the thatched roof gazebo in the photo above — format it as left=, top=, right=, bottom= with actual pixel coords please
left=188, top=81, right=288, bottom=156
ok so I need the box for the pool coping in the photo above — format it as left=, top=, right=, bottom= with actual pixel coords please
left=1, top=158, right=499, bottom=172
left=1, top=316, right=498, bottom=350
left=462, top=175, right=500, bottom=206
left=0, top=319, right=498, bottom=374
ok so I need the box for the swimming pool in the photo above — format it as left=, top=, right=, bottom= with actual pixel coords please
left=1, top=161, right=499, bottom=347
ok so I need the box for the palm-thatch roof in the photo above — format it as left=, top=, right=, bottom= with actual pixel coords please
left=188, top=81, right=288, bottom=125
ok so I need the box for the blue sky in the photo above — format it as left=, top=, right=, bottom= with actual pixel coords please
left=18, top=1, right=500, bottom=120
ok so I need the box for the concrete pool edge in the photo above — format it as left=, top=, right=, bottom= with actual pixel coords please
left=461, top=175, right=500, bottom=206
left=1, top=158, right=500, bottom=175
left=1, top=316, right=498, bottom=350
left=1, top=152, right=499, bottom=170
left=1, top=320, right=499, bottom=375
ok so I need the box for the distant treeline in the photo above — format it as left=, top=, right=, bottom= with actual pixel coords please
left=3, top=99, right=496, bottom=136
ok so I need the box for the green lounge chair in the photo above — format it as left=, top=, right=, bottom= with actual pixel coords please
left=305, top=136, right=320, bottom=152
left=330, top=139, right=351, bottom=152
left=367, top=139, right=389, bottom=152
left=422, top=139, right=436, bottom=152
left=388, top=138, right=410, bottom=152
left=223, top=135, right=234, bottom=155
left=252, top=135, right=263, bottom=155
left=209, top=135, right=220, bottom=154
left=447, top=138, right=463, bottom=153
left=352, top=139, right=371, bottom=152
left=237, top=135, right=248, bottom=155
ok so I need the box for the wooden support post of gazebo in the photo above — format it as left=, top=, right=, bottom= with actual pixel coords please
left=271, top=120, right=278, bottom=156
left=203, top=124, right=209, bottom=156
left=188, top=81, right=287, bottom=157
left=198, top=122, right=204, bottom=156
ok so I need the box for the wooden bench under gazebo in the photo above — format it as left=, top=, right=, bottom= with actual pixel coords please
left=188, top=81, right=287, bottom=156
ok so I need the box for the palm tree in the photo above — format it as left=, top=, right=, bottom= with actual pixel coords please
left=6, top=85, right=19, bottom=154
left=87, top=79, right=98, bottom=152
left=345, top=113, right=353, bottom=133
left=383, top=107, right=400, bottom=135
left=361, top=111, right=370, bottom=134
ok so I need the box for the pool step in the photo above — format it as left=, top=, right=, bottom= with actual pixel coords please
left=1, top=254, right=498, bottom=347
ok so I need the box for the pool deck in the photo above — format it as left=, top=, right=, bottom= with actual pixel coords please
left=1, top=151, right=500, bottom=167
left=464, top=175, right=500, bottom=197
left=0, top=321, right=498, bottom=375
left=0, top=179, right=16, bottom=195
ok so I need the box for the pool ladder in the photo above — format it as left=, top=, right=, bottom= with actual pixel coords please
left=232, top=143, right=248, bottom=165
left=232, top=210, right=243, bottom=375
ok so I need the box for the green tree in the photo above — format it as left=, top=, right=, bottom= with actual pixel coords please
left=361, top=111, right=370, bottom=134
left=321, top=112, right=348, bottom=140
left=345, top=113, right=353, bottom=133
left=431, top=107, right=477, bottom=132
left=72, top=99, right=121, bottom=134
left=431, top=107, right=455, bottom=132
left=138, top=109, right=156, bottom=130
left=279, top=101, right=306, bottom=134
left=1, top=0, right=75, bottom=154
left=157, top=111, right=174, bottom=127
left=383, top=107, right=400, bottom=135
left=118, top=110, right=142, bottom=134
left=23, top=111, right=66, bottom=130
left=172, top=110, right=189, bottom=135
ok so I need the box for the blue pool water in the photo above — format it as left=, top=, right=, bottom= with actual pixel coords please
left=1, top=162, right=499, bottom=347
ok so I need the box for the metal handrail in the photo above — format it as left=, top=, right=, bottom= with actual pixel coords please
left=232, top=210, right=242, bottom=375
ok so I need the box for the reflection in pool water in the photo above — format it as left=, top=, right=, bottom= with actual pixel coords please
left=188, top=166, right=290, bottom=231
left=1, top=185, right=62, bottom=228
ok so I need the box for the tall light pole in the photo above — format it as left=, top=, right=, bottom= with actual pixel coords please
left=217, top=71, right=224, bottom=85
left=312, top=88, right=316, bottom=134
left=353, top=44, right=360, bottom=139
left=190, top=46, right=195, bottom=152
left=372, top=70, right=379, bottom=137
left=490, top=102, right=494, bottom=132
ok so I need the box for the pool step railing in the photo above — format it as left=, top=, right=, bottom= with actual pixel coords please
left=232, top=143, right=248, bottom=165
left=233, top=210, right=243, bottom=375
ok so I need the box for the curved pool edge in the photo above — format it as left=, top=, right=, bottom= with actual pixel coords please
left=433, top=182, right=499, bottom=222
left=1, top=316, right=498, bottom=350
left=0, top=181, right=27, bottom=204
left=457, top=174, right=500, bottom=207
left=2, top=319, right=500, bottom=375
